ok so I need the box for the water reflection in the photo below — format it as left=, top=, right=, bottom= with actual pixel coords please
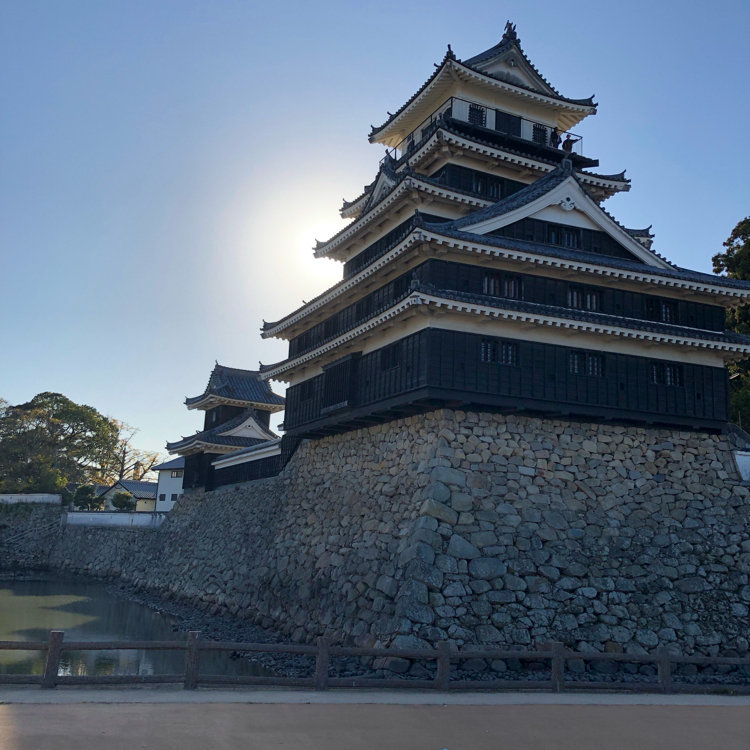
left=0, top=579, right=268, bottom=678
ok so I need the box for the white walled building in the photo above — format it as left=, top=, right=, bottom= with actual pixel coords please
left=153, top=456, right=185, bottom=512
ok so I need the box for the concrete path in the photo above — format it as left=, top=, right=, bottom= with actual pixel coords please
left=1, top=689, right=749, bottom=750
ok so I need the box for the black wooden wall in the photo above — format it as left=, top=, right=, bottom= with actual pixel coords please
left=287, top=259, right=725, bottom=360
left=283, top=328, right=728, bottom=434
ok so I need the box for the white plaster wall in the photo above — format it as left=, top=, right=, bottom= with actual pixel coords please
left=0, top=494, right=61, bottom=505
left=155, top=470, right=183, bottom=512
left=64, top=511, right=166, bottom=528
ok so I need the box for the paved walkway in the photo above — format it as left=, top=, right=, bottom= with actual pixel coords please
left=1, top=689, right=749, bottom=750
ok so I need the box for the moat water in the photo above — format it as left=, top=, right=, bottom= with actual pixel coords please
left=0, top=577, right=266, bottom=677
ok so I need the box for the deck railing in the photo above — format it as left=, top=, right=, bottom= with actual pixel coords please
left=385, top=96, right=585, bottom=163
left=2, top=630, right=750, bottom=693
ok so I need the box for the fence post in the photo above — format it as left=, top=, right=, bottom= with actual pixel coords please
left=315, top=637, right=330, bottom=690
left=184, top=631, right=201, bottom=690
left=550, top=641, right=565, bottom=693
left=435, top=641, right=451, bottom=691
left=41, top=630, right=64, bottom=689
left=657, top=646, right=672, bottom=693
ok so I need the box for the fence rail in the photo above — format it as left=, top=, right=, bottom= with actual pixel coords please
left=2, top=630, right=750, bottom=693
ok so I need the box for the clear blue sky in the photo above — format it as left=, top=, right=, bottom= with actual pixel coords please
left=1, top=0, right=749, bottom=454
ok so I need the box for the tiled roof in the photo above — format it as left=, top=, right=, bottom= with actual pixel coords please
left=442, top=161, right=574, bottom=230
left=425, top=284, right=750, bottom=346
left=257, top=281, right=750, bottom=377
left=166, top=408, right=278, bottom=453
left=112, top=480, right=157, bottom=500
left=370, top=29, right=595, bottom=140
left=427, top=161, right=675, bottom=269
left=421, top=222, right=750, bottom=291
left=152, top=456, right=185, bottom=472
left=185, top=364, right=285, bottom=408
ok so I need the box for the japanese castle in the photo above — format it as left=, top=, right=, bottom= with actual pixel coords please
left=259, top=22, right=750, bottom=441
left=174, top=24, right=750, bottom=489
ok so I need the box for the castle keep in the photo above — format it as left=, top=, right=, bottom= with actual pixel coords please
left=259, top=22, right=750, bottom=445
left=36, top=25, right=750, bottom=659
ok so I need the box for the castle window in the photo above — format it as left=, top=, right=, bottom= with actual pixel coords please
left=503, top=276, right=522, bottom=299
left=482, top=272, right=501, bottom=296
left=646, top=298, right=678, bottom=324
left=299, top=380, right=315, bottom=401
left=661, top=301, right=677, bottom=324
left=650, top=363, right=683, bottom=386
left=495, top=110, right=521, bottom=136
left=380, top=342, right=401, bottom=370
left=532, top=123, right=548, bottom=145
left=480, top=339, right=518, bottom=366
left=567, top=286, right=600, bottom=311
left=482, top=272, right=522, bottom=299
left=468, top=103, right=486, bottom=127
left=569, top=352, right=603, bottom=377
left=563, top=227, right=581, bottom=249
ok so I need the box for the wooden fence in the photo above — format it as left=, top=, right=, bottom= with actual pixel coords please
left=1, top=630, right=749, bottom=693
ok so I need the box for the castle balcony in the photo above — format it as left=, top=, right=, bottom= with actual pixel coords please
left=385, top=96, right=598, bottom=170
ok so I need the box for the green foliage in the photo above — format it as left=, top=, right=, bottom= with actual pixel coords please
left=110, top=492, right=136, bottom=512
left=712, top=217, right=750, bottom=427
left=0, top=392, right=121, bottom=493
left=63, top=485, right=103, bottom=511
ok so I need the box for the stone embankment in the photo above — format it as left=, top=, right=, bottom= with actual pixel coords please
left=8, top=409, right=750, bottom=658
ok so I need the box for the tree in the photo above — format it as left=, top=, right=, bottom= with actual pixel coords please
left=110, top=491, right=136, bottom=512
left=712, top=217, right=750, bottom=427
left=63, top=485, right=104, bottom=511
left=105, top=422, right=162, bottom=482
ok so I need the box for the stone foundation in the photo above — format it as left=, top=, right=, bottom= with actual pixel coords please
left=43, top=410, right=750, bottom=655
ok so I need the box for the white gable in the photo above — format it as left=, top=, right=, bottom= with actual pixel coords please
left=461, top=174, right=671, bottom=269
left=478, top=57, right=543, bottom=92
left=530, top=204, right=601, bottom=230
left=219, top=414, right=274, bottom=441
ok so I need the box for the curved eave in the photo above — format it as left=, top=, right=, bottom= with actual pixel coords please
left=369, top=60, right=596, bottom=149
left=340, top=193, right=369, bottom=219
left=408, top=128, right=628, bottom=200
left=264, top=227, right=750, bottom=341
left=264, top=232, right=426, bottom=339
left=261, top=292, right=750, bottom=382
left=314, top=177, right=492, bottom=261
left=212, top=441, right=282, bottom=470
left=166, top=439, right=243, bottom=456
left=185, top=394, right=284, bottom=412
left=420, top=228, right=750, bottom=304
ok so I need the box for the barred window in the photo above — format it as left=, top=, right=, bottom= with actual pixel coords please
left=586, top=353, right=603, bottom=377
left=482, top=272, right=522, bottom=299
left=532, top=123, right=548, bottom=145
left=568, top=286, right=600, bottom=311
left=481, top=339, right=518, bottom=366
left=563, top=227, right=581, bottom=249
left=665, top=364, right=682, bottom=386
left=650, top=363, right=683, bottom=386
left=503, top=276, right=522, bottom=299
left=646, top=298, right=678, bottom=324
left=482, top=272, right=501, bottom=296
left=468, top=103, right=487, bottom=127
left=570, top=352, right=603, bottom=377
left=661, top=301, right=676, bottom=324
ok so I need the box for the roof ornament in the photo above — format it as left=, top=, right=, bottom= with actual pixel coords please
left=560, top=157, right=574, bottom=175
left=503, top=20, right=518, bottom=42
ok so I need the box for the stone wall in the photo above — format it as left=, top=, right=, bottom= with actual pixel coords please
left=0, top=502, right=62, bottom=570
left=46, top=410, right=750, bottom=656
